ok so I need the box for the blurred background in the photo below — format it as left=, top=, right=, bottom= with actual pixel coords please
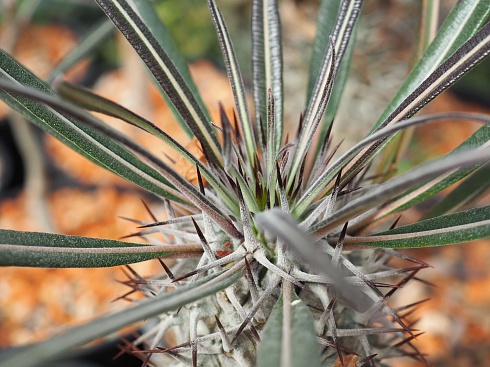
left=0, top=0, right=489, bottom=366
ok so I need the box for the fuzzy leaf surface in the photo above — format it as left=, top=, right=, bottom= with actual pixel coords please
left=95, top=0, right=222, bottom=164
left=0, top=229, right=202, bottom=267
left=0, top=51, right=187, bottom=204
left=373, top=0, right=490, bottom=131
left=312, top=148, right=490, bottom=239
left=345, top=206, right=490, bottom=248
left=129, top=0, right=209, bottom=137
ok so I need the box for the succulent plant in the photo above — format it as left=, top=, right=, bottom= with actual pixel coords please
left=0, top=1, right=489, bottom=367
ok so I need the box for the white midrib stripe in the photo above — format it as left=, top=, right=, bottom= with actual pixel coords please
left=341, top=32, right=490, bottom=175
left=343, top=219, right=490, bottom=243
left=1, top=70, right=187, bottom=202
left=113, top=0, right=222, bottom=161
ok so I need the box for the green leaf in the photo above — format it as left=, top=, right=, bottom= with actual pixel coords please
left=307, top=0, right=341, bottom=100
left=57, top=81, right=239, bottom=215
left=252, top=0, right=283, bottom=154
left=0, top=75, right=243, bottom=238
left=370, top=125, right=490, bottom=220
left=0, top=229, right=202, bottom=268
left=373, top=0, right=490, bottom=131
left=344, top=206, right=490, bottom=248
left=341, top=22, right=490, bottom=186
left=294, top=112, right=490, bottom=216
left=0, top=51, right=188, bottom=205
left=288, top=0, right=363, bottom=190
left=130, top=0, right=210, bottom=138
left=208, top=0, right=257, bottom=165
left=256, top=289, right=322, bottom=367
left=424, top=162, right=490, bottom=218
left=0, top=268, right=242, bottom=367
left=95, top=0, right=223, bottom=165
left=311, top=148, right=490, bottom=239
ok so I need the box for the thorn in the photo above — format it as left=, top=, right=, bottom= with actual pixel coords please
left=157, top=257, right=175, bottom=281
left=390, top=215, right=402, bottom=230
left=276, top=162, right=284, bottom=189
left=192, top=343, right=197, bottom=367
left=172, top=269, right=198, bottom=283
left=296, top=111, right=304, bottom=138
left=215, top=315, right=225, bottom=331
left=323, top=119, right=335, bottom=149
left=244, top=257, right=258, bottom=293
left=111, top=289, right=137, bottom=303
left=140, top=199, right=158, bottom=222
left=338, top=186, right=361, bottom=197
left=162, top=152, right=176, bottom=164
left=137, top=220, right=167, bottom=229
left=231, top=314, right=261, bottom=345
left=118, top=216, right=145, bottom=225
left=125, top=264, right=145, bottom=281
left=118, top=232, right=146, bottom=240
left=196, top=165, right=205, bottom=195
left=337, top=222, right=348, bottom=247
left=141, top=353, right=152, bottom=367
left=259, top=115, right=266, bottom=148
left=324, top=139, right=343, bottom=167
left=359, top=354, right=377, bottom=364
left=191, top=217, right=207, bottom=244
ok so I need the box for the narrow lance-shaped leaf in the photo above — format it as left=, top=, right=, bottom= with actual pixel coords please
left=308, top=0, right=359, bottom=159
left=306, top=0, right=342, bottom=99
left=313, top=18, right=358, bottom=159
left=95, top=0, right=223, bottom=165
left=342, top=206, right=490, bottom=248
left=0, top=77, right=242, bottom=239
left=311, top=147, right=490, bottom=239
left=0, top=230, right=202, bottom=268
left=340, top=21, right=490, bottom=184
left=288, top=0, right=363, bottom=189
left=129, top=0, right=209, bottom=137
left=294, top=113, right=490, bottom=216
left=256, top=287, right=322, bottom=367
left=0, top=52, right=188, bottom=205
left=207, top=0, right=257, bottom=166
left=367, top=125, right=490, bottom=222
left=373, top=0, right=490, bottom=131
left=352, top=0, right=489, bottom=181
left=0, top=268, right=242, bottom=367
left=57, top=81, right=239, bottom=215
left=309, top=23, right=490, bottom=198
left=424, top=162, right=490, bottom=219
left=252, top=0, right=283, bottom=153
left=370, top=0, right=440, bottom=175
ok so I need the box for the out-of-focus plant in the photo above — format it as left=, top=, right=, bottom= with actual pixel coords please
left=0, top=1, right=489, bottom=366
